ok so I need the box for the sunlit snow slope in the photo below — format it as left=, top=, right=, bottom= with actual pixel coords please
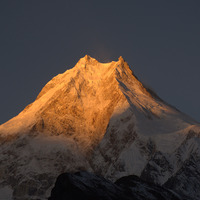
left=0, top=55, right=199, bottom=200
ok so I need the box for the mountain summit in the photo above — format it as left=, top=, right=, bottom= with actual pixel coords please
left=0, top=55, right=164, bottom=146
left=0, top=55, right=194, bottom=139
left=0, top=56, right=200, bottom=200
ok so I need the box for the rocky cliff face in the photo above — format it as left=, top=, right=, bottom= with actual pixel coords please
left=0, top=55, right=199, bottom=200
left=48, top=171, right=182, bottom=200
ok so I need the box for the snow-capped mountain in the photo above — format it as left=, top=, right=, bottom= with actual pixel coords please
left=0, top=55, right=199, bottom=200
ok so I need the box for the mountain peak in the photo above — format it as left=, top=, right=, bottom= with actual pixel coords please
left=81, top=54, right=98, bottom=63
left=118, top=56, right=125, bottom=62
left=77, top=55, right=98, bottom=67
left=77, top=55, right=128, bottom=72
left=0, top=55, right=196, bottom=138
left=83, top=54, right=92, bottom=61
left=82, top=55, right=126, bottom=64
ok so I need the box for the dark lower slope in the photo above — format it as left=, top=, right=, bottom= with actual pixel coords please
left=48, top=171, right=182, bottom=200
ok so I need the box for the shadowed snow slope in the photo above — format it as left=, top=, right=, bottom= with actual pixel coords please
left=0, top=55, right=199, bottom=200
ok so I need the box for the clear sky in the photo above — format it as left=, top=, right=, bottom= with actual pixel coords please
left=0, top=0, right=200, bottom=124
